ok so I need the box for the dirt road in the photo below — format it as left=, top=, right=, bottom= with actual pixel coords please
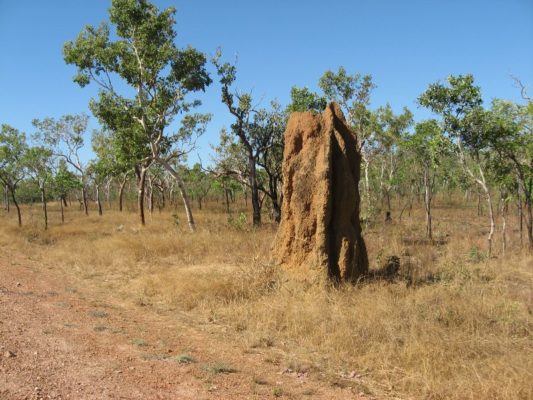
left=0, top=250, right=365, bottom=399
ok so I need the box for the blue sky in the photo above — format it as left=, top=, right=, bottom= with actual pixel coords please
left=0, top=0, right=532, bottom=164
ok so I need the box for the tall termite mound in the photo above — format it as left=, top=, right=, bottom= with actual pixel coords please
left=274, top=102, right=368, bottom=282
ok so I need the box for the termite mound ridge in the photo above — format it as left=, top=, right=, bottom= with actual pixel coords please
left=274, top=102, right=368, bottom=282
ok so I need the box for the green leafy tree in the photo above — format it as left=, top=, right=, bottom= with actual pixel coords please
left=213, top=52, right=263, bottom=225
left=318, top=67, right=376, bottom=205
left=286, top=86, right=327, bottom=113
left=64, top=0, right=212, bottom=231
left=25, top=146, right=54, bottom=229
left=184, top=163, right=212, bottom=210
left=419, top=74, right=499, bottom=256
left=487, top=98, right=533, bottom=250
left=32, top=114, right=90, bottom=215
left=372, top=104, right=413, bottom=219
left=0, top=124, right=27, bottom=226
left=403, top=120, right=450, bottom=239
left=248, top=101, right=286, bottom=222
left=52, top=159, right=82, bottom=223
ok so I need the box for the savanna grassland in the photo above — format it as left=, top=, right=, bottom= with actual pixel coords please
left=1, top=196, right=531, bottom=400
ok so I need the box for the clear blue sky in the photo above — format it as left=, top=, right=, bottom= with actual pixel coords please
left=1, top=0, right=532, bottom=164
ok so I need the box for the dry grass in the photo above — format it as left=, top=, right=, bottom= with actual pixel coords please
left=0, top=198, right=531, bottom=399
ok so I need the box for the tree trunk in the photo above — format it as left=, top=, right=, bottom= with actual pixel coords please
left=197, top=197, right=202, bottom=210
left=96, top=184, right=103, bottom=216
left=4, top=184, right=9, bottom=212
left=60, top=196, right=65, bottom=224
left=118, top=175, right=128, bottom=212
left=517, top=184, right=523, bottom=248
left=105, top=178, right=112, bottom=209
left=424, top=169, right=433, bottom=240
left=41, top=185, right=48, bottom=230
left=248, top=155, right=261, bottom=226
left=62, top=196, right=68, bottom=208
left=136, top=168, right=147, bottom=225
left=500, top=195, right=507, bottom=255
left=156, top=158, right=195, bottom=232
left=147, top=178, right=154, bottom=215
left=10, top=187, right=21, bottom=227
left=81, top=184, right=89, bottom=215
left=363, top=153, right=370, bottom=208
left=224, top=186, right=230, bottom=215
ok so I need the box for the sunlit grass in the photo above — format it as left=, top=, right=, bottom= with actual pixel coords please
left=0, top=197, right=531, bottom=399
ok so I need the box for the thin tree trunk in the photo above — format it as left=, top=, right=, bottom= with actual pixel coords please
left=81, top=184, right=89, bottom=215
left=4, top=184, right=9, bottom=212
left=41, top=185, right=48, bottom=230
left=147, top=178, right=154, bottom=215
left=486, top=190, right=495, bottom=258
left=517, top=184, right=524, bottom=248
left=500, top=195, right=507, bottom=255
left=62, top=196, right=68, bottom=208
left=137, top=168, right=147, bottom=225
left=156, top=158, right=195, bottom=232
left=10, top=188, right=21, bottom=227
left=118, top=175, right=128, bottom=212
left=363, top=153, right=370, bottom=208
left=105, top=178, right=112, bottom=209
left=96, top=185, right=103, bottom=216
left=424, top=169, right=433, bottom=240
left=248, top=155, right=261, bottom=226
left=224, top=185, right=230, bottom=215
left=60, top=196, right=65, bottom=224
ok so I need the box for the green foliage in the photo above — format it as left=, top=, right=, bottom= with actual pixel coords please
left=52, top=159, right=82, bottom=198
left=418, top=74, right=482, bottom=144
left=64, top=0, right=212, bottom=172
left=286, top=86, right=326, bottom=113
left=0, top=124, right=28, bottom=189
left=24, top=146, right=53, bottom=189
left=319, top=66, right=376, bottom=136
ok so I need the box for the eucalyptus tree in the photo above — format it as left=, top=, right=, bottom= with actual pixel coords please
left=212, top=53, right=263, bottom=225
left=403, top=120, right=450, bottom=239
left=52, top=159, right=81, bottom=223
left=184, top=163, right=212, bottom=210
left=487, top=99, right=533, bottom=250
left=372, top=104, right=413, bottom=218
left=248, top=102, right=286, bottom=222
left=25, top=146, right=54, bottom=229
left=64, top=0, right=212, bottom=231
left=318, top=67, right=376, bottom=204
left=419, top=75, right=499, bottom=256
left=0, top=124, right=27, bottom=226
left=86, top=160, right=109, bottom=216
left=32, top=114, right=90, bottom=215
left=211, top=127, right=249, bottom=214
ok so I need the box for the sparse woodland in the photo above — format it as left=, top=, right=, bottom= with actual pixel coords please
left=1, top=1, right=532, bottom=399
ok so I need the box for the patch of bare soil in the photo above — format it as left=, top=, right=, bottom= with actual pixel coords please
left=0, top=249, right=366, bottom=399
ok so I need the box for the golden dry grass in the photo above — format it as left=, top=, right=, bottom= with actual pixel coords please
left=0, top=198, right=531, bottom=399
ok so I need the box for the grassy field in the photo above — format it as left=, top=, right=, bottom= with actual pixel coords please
left=1, top=198, right=531, bottom=400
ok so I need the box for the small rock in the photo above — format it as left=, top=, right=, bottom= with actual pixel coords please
left=16, top=282, right=21, bottom=287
